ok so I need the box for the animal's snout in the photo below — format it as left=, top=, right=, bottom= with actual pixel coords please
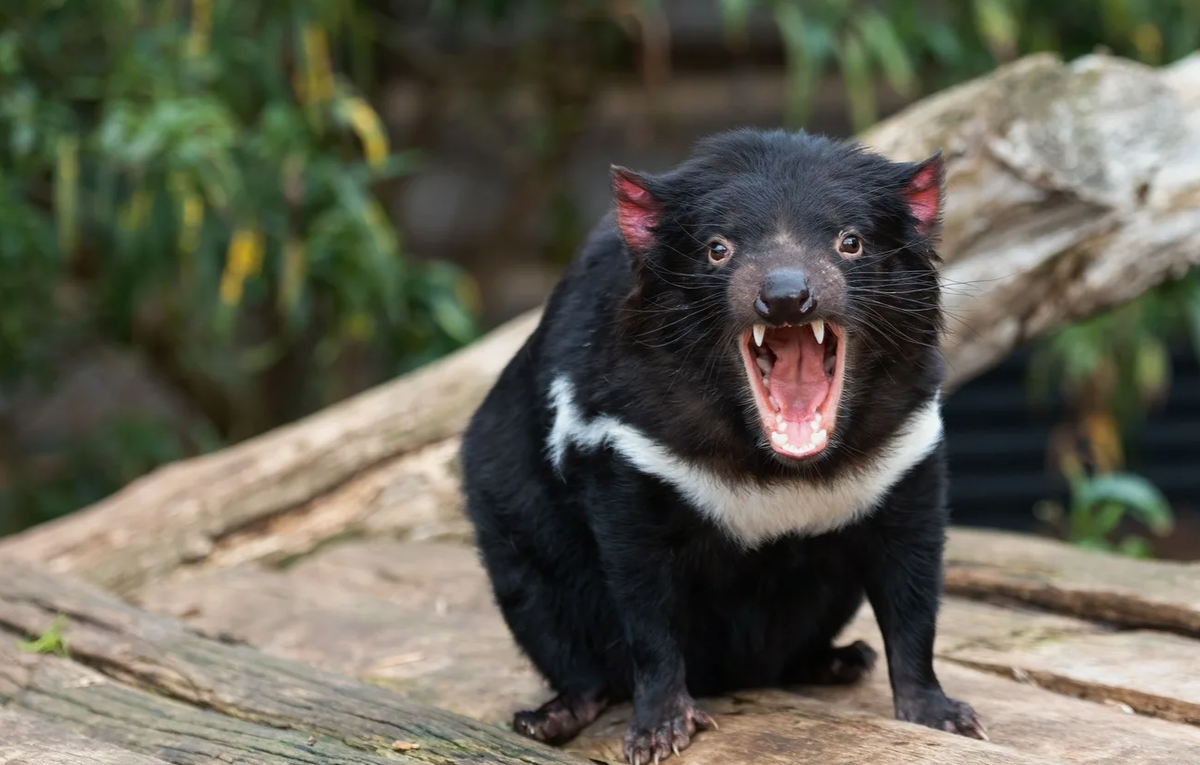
left=754, top=268, right=816, bottom=324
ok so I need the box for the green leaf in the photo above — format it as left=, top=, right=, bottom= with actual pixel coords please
left=972, top=0, right=1018, bottom=58
left=431, top=294, right=477, bottom=344
left=1186, top=284, right=1200, bottom=365
left=773, top=3, right=816, bottom=127
left=920, top=20, right=963, bottom=67
left=1089, top=501, right=1128, bottom=539
left=856, top=11, right=917, bottom=98
left=1073, top=473, right=1173, bottom=536
left=1117, top=535, right=1154, bottom=559
left=18, top=614, right=69, bottom=657
left=717, top=0, right=755, bottom=35
left=833, top=29, right=876, bottom=131
left=1132, top=335, right=1170, bottom=405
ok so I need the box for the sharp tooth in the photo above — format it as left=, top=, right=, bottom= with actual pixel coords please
left=813, top=428, right=829, bottom=442
left=753, top=324, right=766, bottom=347
left=756, top=357, right=771, bottom=374
left=771, top=431, right=789, bottom=446
left=811, top=319, right=825, bottom=344
left=769, top=395, right=781, bottom=411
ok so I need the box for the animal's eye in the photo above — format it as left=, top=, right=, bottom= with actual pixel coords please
left=837, top=232, right=863, bottom=258
left=707, top=237, right=733, bottom=266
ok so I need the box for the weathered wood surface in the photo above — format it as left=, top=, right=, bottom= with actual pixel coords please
left=0, top=559, right=590, bottom=765
left=0, top=558, right=1075, bottom=765
left=0, top=708, right=172, bottom=765
left=946, top=528, right=1200, bottom=634
left=6, top=52, right=1200, bottom=596
left=130, top=539, right=1200, bottom=765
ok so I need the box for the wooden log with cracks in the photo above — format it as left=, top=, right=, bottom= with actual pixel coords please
left=4, top=52, right=1200, bottom=596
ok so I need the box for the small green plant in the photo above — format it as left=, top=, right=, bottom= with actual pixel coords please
left=17, top=613, right=69, bottom=657
left=1035, top=471, right=1173, bottom=558
left=1028, top=268, right=1199, bottom=558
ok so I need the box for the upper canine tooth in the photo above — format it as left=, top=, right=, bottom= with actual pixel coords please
left=811, top=319, right=825, bottom=344
left=753, top=324, right=766, bottom=347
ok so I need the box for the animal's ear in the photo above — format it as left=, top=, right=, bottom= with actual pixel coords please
left=899, top=150, right=944, bottom=238
left=611, top=166, right=662, bottom=255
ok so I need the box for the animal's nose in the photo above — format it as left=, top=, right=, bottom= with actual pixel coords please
left=755, top=268, right=816, bottom=324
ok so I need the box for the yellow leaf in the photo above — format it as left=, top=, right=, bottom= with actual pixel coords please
left=179, top=193, right=204, bottom=256
left=344, top=312, right=374, bottom=341
left=55, top=134, right=79, bottom=257
left=301, top=25, right=334, bottom=105
left=1132, top=23, right=1162, bottom=65
left=220, top=225, right=265, bottom=307
left=187, top=0, right=212, bottom=58
left=1082, top=411, right=1123, bottom=474
left=343, top=97, right=388, bottom=168
left=279, top=236, right=307, bottom=310
left=119, top=189, right=154, bottom=233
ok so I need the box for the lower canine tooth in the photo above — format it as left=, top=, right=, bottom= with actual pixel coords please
left=771, top=432, right=789, bottom=446
left=756, top=357, right=771, bottom=374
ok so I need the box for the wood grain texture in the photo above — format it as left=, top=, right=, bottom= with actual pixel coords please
left=0, top=709, right=172, bottom=765
left=0, top=556, right=1072, bottom=765
left=6, top=52, right=1200, bottom=589
left=945, top=629, right=1200, bottom=725
left=945, top=528, right=1200, bottom=634
left=0, top=558, right=589, bottom=765
left=137, top=539, right=1200, bottom=765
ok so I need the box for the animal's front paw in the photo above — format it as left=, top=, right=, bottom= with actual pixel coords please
left=896, top=689, right=988, bottom=741
left=624, top=694, right=716, bottom=765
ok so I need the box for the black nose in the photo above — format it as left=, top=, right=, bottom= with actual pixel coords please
left=755, top=269, right=816, bottom=324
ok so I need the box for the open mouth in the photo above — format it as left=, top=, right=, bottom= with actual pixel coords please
left=740, top=319, right=846, bottom=460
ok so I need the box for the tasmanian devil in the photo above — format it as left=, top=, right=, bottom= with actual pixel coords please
left=459, top=127, right=985, bottom=764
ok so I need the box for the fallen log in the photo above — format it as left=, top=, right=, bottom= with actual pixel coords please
left=0, top=558, right=1072, bottom=765
left=131, top=538, right=1200, bottom=765
left=0, top=558, right=591, bottom=765
left=4, top=52, right=1200, bottom=593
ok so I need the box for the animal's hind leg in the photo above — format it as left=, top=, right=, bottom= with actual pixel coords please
left=477, top=535, right=615, bottom=744
left=514, top=692, right=609, bottom=745
left=780, top=583, right=876, bottom=687
left=782, top=640, right=878, bottom=686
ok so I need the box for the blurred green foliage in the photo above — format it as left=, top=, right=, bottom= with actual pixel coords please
left=722, top=0, right=1200, bottom=130
left=1027, top=270, right=1200, bottom=555
left=2, top=0, right=1199, bottom=541
left=1034, top=471, right=1174, bottom=558
left=0, top=0, right=481, bottom=533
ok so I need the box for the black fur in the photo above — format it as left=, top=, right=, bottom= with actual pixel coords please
left=460, top=128, right=983, bottom=764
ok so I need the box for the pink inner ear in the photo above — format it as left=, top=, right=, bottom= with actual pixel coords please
left=904, top=158, right=942, bottom=234
left=614, top=172, right=660, bottom=254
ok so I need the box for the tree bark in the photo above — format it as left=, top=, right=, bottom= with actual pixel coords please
left=4, top=52, right=1200, bottom=594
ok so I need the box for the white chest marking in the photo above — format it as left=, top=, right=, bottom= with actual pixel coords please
left=545, top=376, right=943, bottom=548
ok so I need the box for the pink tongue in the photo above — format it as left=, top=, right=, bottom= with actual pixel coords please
left=766, top=330, right=829, bottom=445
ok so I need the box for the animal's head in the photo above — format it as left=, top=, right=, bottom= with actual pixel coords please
left=612, top=128, right=945, bottom=466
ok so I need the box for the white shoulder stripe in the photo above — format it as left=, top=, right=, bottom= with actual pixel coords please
left=545, top=376, right=942, bottom=548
